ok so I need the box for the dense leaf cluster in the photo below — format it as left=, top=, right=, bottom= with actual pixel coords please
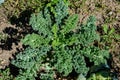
left=11, top=0, right=110, bottom=80
left=12, top=46, right=52, bottom=80
left=0, top=68, right=13, bottom=80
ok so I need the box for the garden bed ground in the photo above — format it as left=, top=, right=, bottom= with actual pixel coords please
left=0, top=0, right=120, bottom=80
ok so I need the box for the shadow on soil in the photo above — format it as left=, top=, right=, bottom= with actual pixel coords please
left=0, top=9, right=34, bottom=50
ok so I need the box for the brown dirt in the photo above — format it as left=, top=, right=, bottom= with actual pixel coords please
left=0, top=7, right=23, bottom=69
left=0, top=2, right=34, bottom=69
left=111, top=42, right=120, bottom=79
left=69, top=0, right=120, bottom=27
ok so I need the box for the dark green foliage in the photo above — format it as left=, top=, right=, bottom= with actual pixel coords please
left=61, top=14, right=79, bottom=34
left=73, top=53, right=88, bottom=75
left=29, top=11, right=52, bottom=38
left=54, top=0, right=69, bottom=25
left=71, top=47, right=89, bottom=75
left=11, top=45, right=51, bottom=80
left=11, top=0, right=110, bottom=79
left=53, top=46, right=73, bottom=76
left=21, top=33, right=49, bottom=48
left=28, top=7, right=79, bottom=48
left=82, top=46, right=109, bottom=65
left=53, top=46, right=89, bottom=76
left=51, top=14, right=79, bottom=47
left=29, top=0, right=69, bottom=38
left=0, top=68, right=13, bottom=80
left=46, top=0, right=69, bottom=26
left=77, top=16, right=100, bottom=46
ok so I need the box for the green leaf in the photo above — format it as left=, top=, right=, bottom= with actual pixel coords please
left=108, top=27, right=115, bottom=35
left=77, top=74, right=86, bottom=80
left=52, top=38, right=61, bottom=47
left=12, top=46, right=51, bottom=80
left=61, top=14, right=79, bottom=34
left=52, top=24, right=58, bottom=38
left=114, top=34, right=120, bottom=40
left=102, top=24, right=108, bottom=34
left=21, top=33, right=49, bottom=48
left=0, top=68, right=13, bottom=80
left=54, top=47, right=73, bottom=76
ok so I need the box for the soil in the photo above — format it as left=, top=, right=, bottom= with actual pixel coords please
left=0, top=2, right=35, bottom=69
left=111, top=42, right=120, bottom=79
left=0, top=8, right=23, bottom=69
left=0, top=0, right=120, bottom=79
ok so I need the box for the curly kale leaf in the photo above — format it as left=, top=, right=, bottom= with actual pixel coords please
left=11, top=45, right=51, bottom=80
left=0, top=68, right=13, bottom=80
left=53, top=47, right=73, bottom=76
left=61, top=14, right=79, bottom=34
left=46, top=0, right=68, bottom=26
left=77, top=16, right=100, bottom=46
left=72, top=52, right=89, bottom=75
left=68, top=45, right=89, bottom=75
left=29, top=0, right=68, bottom=37
left=51, top=14, right=79, bottom=47
left=21, top=33, right=50, bottom=48
left=53, top=46, right=88, bottom=76
left=54, top=0, right=69, bottom=25
left=29, top=11, right=52, bottom=38
left=82, top=46, right=109, bottom=65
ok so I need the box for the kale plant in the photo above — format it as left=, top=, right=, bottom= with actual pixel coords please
left=0, top=68, right=13, bottom=80
left=11, top=0, right=110, bottom=79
